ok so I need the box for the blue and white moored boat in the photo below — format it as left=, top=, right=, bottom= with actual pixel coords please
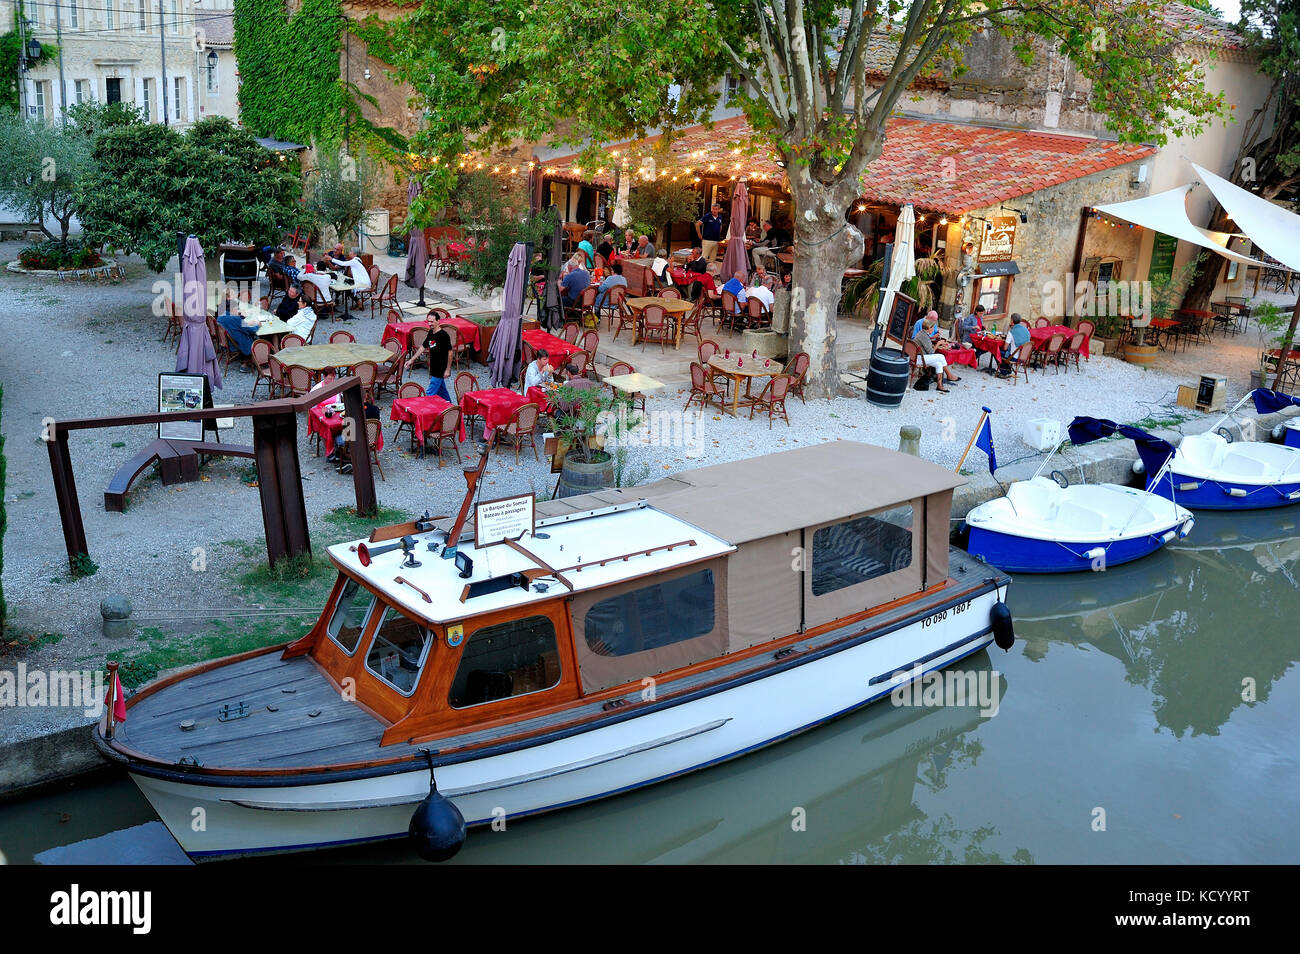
left=1152, top=389, right=1300, bottom=511
left=966, top=417, right=1194, bottom=574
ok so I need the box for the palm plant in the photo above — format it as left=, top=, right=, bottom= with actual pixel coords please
left=841, top=254, right=949, bottom=323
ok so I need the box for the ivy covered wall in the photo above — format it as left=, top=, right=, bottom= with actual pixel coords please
left=233, top=0, right=350, bottom=147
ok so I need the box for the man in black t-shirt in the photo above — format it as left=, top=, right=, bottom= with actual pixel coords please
left=275, top=285, right=301, bottom=321
left=404, top=314, right=453, bottom=400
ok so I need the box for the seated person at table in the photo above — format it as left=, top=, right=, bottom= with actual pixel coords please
left=285, top=305, right=316, bottom=341
left=997, top=313, right=1032, bottom=376
left=750, top=219, right=790, bottom=270
left=747, top=280, right=775, bottom=311
left=265, top=248, right=287, bottom=274
left=216, top=294, right=258, bottom=363
left=684, top=248, right=708, bottom=276
left=913, top=317, right=961, bottom=391
left=301, top=261, right=333, bottom=303
left=560, top=252, right=586, bottom=278
left=634, top=234, right=656, bottom=259
left=329, top=396, right=382, bottom=471
left=594, top=262, right=628, bottom=312
left=596, top=235, right=615, bottom=264
left=320, top=243, right=346, bottom=268
left=620, top=229, right=638, bottom=256
left=753, top=264, right=780, bottom=293
left=275, top=284, right=302, bottom=321
left=328, top=253, right=373, bottom=291
left=403, top=313, right=453, bottom=400
left=552, top=363, right=598, bottom=416
left=956, top=305, right=984, bottom=345
left=524, top=349, right=554, bottom=391
left=560, top=263, right=591, bottom=308
left=281, top=254, right=302, bottom=284
left=578, top=231, right=596, bottom=269
left=721, top=270, right=749, bottom=327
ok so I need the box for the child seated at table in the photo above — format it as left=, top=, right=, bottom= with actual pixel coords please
left=524, top=349, right=554, bottom=391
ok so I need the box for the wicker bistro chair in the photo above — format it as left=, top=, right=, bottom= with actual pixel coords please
left=391, top=381, right=426, bottom=450
left=281, top=333, right=305, bottom=349
left=162, top=300, right=183, bottom=347
left=578, top=286, right=599, bottom=329
left=745, top=297, right=772, bottom=330
left=749, top=374, right=793, bottom=428
left=1032, top=333, right=1067, bottom=373
left=698, top=339, right=721, bottom=365
left=352, top=360, right=380, bottom=403
left=601, top=285, right=627, bottom=331
left=250, top=340, right=274, bottom=399
left=685, top=361, right=728, bottom=413
left=678, top=297, right=705, bottom=347
left=1063, top=332, right=1087, bottom=371
left=659, top=286, right=682, bottom=300
left=267, top=355, right=288, bottom=398
left=639, top=304, right=671, bottom=353
left=607, top=361, right=646, bottom=413
left=407, top=325, right=430, bottom=355
left=454, top=370, right=480, bottom=436
left=329, top=329, right=356, bottom=344
left=371, top=273, right=403, bottom=319
left=784, top=351, right=811, bottom=403
left=568, top=351, right=590, bottom=376
left=432, top=407, right=463, bottom=469
left=1007, top=341, right=1033, bottom=384
left=1075, top=319, right=1096, bottom=339
left=1033, top=317, right=1051, bottom=329
left=612, top=299, right=637, bottom=342
left=285, top=364, right=314, bottom=397
left=579, top=330, right=600, bottom=365
left=497, top=403, right=541, bottom=463
left=352, top=265, right=382, bottom=312
left=720, top=290, right=741, bottom=331
left=377, top=338, right=406, bottom=396
left=366, top=418, right=385, bottom=481
left=301, top=280, right=336, bottom=323
left=562, top=321, right=582, bottom=344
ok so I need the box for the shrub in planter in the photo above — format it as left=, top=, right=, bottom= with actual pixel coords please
left=17, top=239, right=103, bottom=270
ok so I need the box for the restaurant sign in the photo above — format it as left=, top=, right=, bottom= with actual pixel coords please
left=475, top=493, right=536, bottom=547
left=979, top=216, right=1018, bottom=262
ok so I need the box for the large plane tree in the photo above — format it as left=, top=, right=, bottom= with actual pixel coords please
left=379, top=1, right=1227, bottom=395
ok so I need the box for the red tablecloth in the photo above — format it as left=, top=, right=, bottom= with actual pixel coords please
left=383, top=317, right=480, bottom=352
left=459, top=387, right=548, bottom=441
left=970, top=333, right=1005, bottom=364
left=1030, top=325, right=1091, bottom=357
left=308, top=404, right=382, bottom=457
left=669, top=268, right=718, bottom=295
left=946, top=347, right=979, bottom=368
left=390, top=395, right=454, bottom=447
left=521, top=328, right=583, bottom=364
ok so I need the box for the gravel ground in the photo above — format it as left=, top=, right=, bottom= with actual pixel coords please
left=1, top=239, right=1294, bottom=741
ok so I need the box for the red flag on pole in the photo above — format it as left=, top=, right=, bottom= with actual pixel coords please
left=104, top=671, right=127, bottom=723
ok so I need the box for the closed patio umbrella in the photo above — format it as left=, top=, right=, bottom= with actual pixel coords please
left=877, top=203, right=916, bottom=336
left=489, top=242, right=528, bottom=388
left=403, top=177, right=429, bottom=306
left=175, top=235, right=222, bottom=390
left=721, top=179, right=750, bottom=283
left=542, top=210, right=564, bottom=330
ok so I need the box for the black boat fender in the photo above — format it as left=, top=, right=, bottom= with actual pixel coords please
left=409, top=751, right=466, bottom=862
left=991, top=601, right=1015, bottom=651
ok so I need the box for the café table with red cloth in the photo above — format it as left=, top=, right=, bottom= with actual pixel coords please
left=945, top=346, right=979, bottom=369
left=521, top=328, right=583, bottom=365
left=970, top=332, right=1005, bottom=365
left=670, top=267, right=718, bottom=296
left=308, top=401, right=383, bottom=457
left=383, top=317, right=480, bottom=352
left=1030, top=325, right=1091, bottom=357
left=459, top=387, right=550, bottom=442
left=390, top=394, right=453, bottom=457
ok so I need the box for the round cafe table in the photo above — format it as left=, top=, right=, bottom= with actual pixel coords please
left=275, top=343, right=393, bottom=373
left=626, top=296, right=694, bottom=348
left=708, top=353, right=780, bottom=417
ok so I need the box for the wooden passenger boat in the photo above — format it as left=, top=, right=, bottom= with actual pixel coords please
left=94, top=441, right=1014, bottom=860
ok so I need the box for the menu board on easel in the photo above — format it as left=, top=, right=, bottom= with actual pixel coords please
left=882, top=291, right=917, bottom=347
left=158, top=372, right=212, bottom=442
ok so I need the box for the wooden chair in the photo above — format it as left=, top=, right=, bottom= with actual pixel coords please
left=698, top=339, right=721, bottom=364
left=562, top=321, right=581, bottom=344
left=902, top=339, right=922, bottom=384
left=685, top=361, right=727, bottom=412
left=601, top=285, right=626, bottom=331
left=392, top=381, right=427, bottom=449
left=429, top=307, right=452, bottom=322
left=408, top=325, right=430, bottom=355
left=281, top=333, right=305, bottom=349
left=678, top=297, right=704, bottom=347
left=640, top=304, right=670, bottom=353
left=366, top=418, right=385, bottom=481
left=1032, top=333, right=1066, bottom=373
left=162, top=299, right=182, bottom=346
left=377, top=338, right=406, bottom=396
left=207, top=317, right=238, bottom=375
left=285, top=364, right=313, bottom=397
left=497, top=403, right=540, bottom=463
left=353, top=265, right=382, bottom=312
left=568, top=351, right=590, bottom=376
left=431, top=407, right=463, bottom=468
left=578, top=286, right=599, bottom=329
left=720, top=290, right=741, bottom=331
left=1075, top=319, right=1096, bottom=339
left=745, top=297, right=772, bottom=329
left=371, top=273, right=402, bottom=319
left=250, top=340, right=273, bottom=399
left=301, top=281, right=336, bottom=323
left=353, top=360, right=379, bottom=403
left=784, top=351, right=811, bottom=403
left=454, top=370, right=480, bottom=436
left=749, top=374, right=793, bottom=428
left=580, top=329, right=600, bottom=365
left=329, top=329, right=356, bottom=344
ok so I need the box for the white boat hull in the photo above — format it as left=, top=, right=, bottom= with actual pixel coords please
left=128, top=591, right=1003, bottom=859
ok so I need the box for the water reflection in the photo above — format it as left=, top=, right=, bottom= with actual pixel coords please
left=1011, top=510, right=1300, bottom=739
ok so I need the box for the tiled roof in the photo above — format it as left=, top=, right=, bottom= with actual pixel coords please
left=199, top=11, right=234, bottom=49
left=1158, top=2, right=1246, bottom=51
left=541, top=115, right=1155, bottom=214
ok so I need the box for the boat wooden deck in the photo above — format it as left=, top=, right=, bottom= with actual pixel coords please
left=114, top=549, right=998, bottom=772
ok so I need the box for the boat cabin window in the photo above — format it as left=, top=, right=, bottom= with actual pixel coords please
left=449, top=615, right=561, bottom=709
left=327, top=577, right=378, bottom=655
left=584, top=568, right=715, bottom=657
left=811, top=506, right=913, bottom=596
left=364, top=608, right=433, bottom=696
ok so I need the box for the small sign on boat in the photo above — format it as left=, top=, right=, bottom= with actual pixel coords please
left=474, top=493, right=536, bottom=547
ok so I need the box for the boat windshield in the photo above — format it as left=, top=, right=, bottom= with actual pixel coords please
left=365, top=608, right=433, bottom=696
left=327, top=577, right=378, bottom=655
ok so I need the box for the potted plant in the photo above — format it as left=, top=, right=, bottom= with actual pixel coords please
left=1090, top=310, right=1126, bottom=356
left=1250, top=300, right=1297, bottom=392
left=1125, top=256, right=1203, bottom=365
left=548, top=384, right=641, bottom=497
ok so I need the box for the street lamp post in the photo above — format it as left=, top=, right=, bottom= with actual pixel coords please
left=159, top=1, right=169, bottom=125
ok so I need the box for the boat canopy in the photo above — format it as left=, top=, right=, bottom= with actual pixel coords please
left=1067, top=417, right=1175, bottom=486
left=1251, top=388, right=1300, bottom=415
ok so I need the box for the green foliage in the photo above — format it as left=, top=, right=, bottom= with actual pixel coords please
left=17, top=239, right=102, bottom=269
left=549, top=385, right=639, bottom=464
left=440, top=170, right=557, bottom=294
left=64, top=100, right=147, bottom=137
left=0, top=107, right=99, bottom=243
left=626, top=179, right=701, bottom=244
left=0, top=384, right=5, bottom=634
left=303, top=145, right=378, bottom=245
left=0, top=6, right=58, bottom=111
left=76, top=117, right=307, bottom=272
left=842, top=255, right=949, bottom=319
left=69, top=551, right=98, bottom=579
left=1238, top=0, right=1300, bottom=199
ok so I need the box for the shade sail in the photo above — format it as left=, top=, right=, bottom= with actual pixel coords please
left=1192, top=162, right=1300, bottom=273
left=1093, top=186, right=1261, bottom=267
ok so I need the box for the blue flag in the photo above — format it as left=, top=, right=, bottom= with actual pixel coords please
left=974, top=408, right=997, bottom=473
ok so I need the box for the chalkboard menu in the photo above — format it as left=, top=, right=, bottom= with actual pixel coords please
left=882, top=291, right=917, bottom=347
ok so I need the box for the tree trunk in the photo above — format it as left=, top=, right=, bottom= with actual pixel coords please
left=785, top=178, right=863, bottom=398
left=1272, top=297, right=1300, bottom=392
left=1178, top=205, right=1229, bottom=313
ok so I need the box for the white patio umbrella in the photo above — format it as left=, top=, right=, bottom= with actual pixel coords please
left=876, top=203, right=917, bottom=336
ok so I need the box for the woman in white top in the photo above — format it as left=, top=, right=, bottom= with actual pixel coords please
left=301, top=263, right=334, bottom=303
left=329, top=255, right=373, bottom=291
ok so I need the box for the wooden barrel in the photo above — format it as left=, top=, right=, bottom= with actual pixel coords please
left=558, top=453, right=616, bottom=498
left=1122, top=342, right=1159, bottom=366
left=866, top=347, right=910, bottom=408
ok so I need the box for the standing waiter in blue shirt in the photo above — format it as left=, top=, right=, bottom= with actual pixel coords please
left=697, top=202, right=726, bottom=263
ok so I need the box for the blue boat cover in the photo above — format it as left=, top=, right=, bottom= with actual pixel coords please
left=1250, top=388, right=1300, bottom=415
left=1067, top=417, right=1175, bottom=487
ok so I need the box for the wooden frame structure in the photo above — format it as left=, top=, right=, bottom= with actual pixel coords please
left=46, top=377, right=377, bottom=571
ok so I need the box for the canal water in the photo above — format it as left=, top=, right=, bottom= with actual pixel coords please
left=2, top=509, right=1297, bottom=865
